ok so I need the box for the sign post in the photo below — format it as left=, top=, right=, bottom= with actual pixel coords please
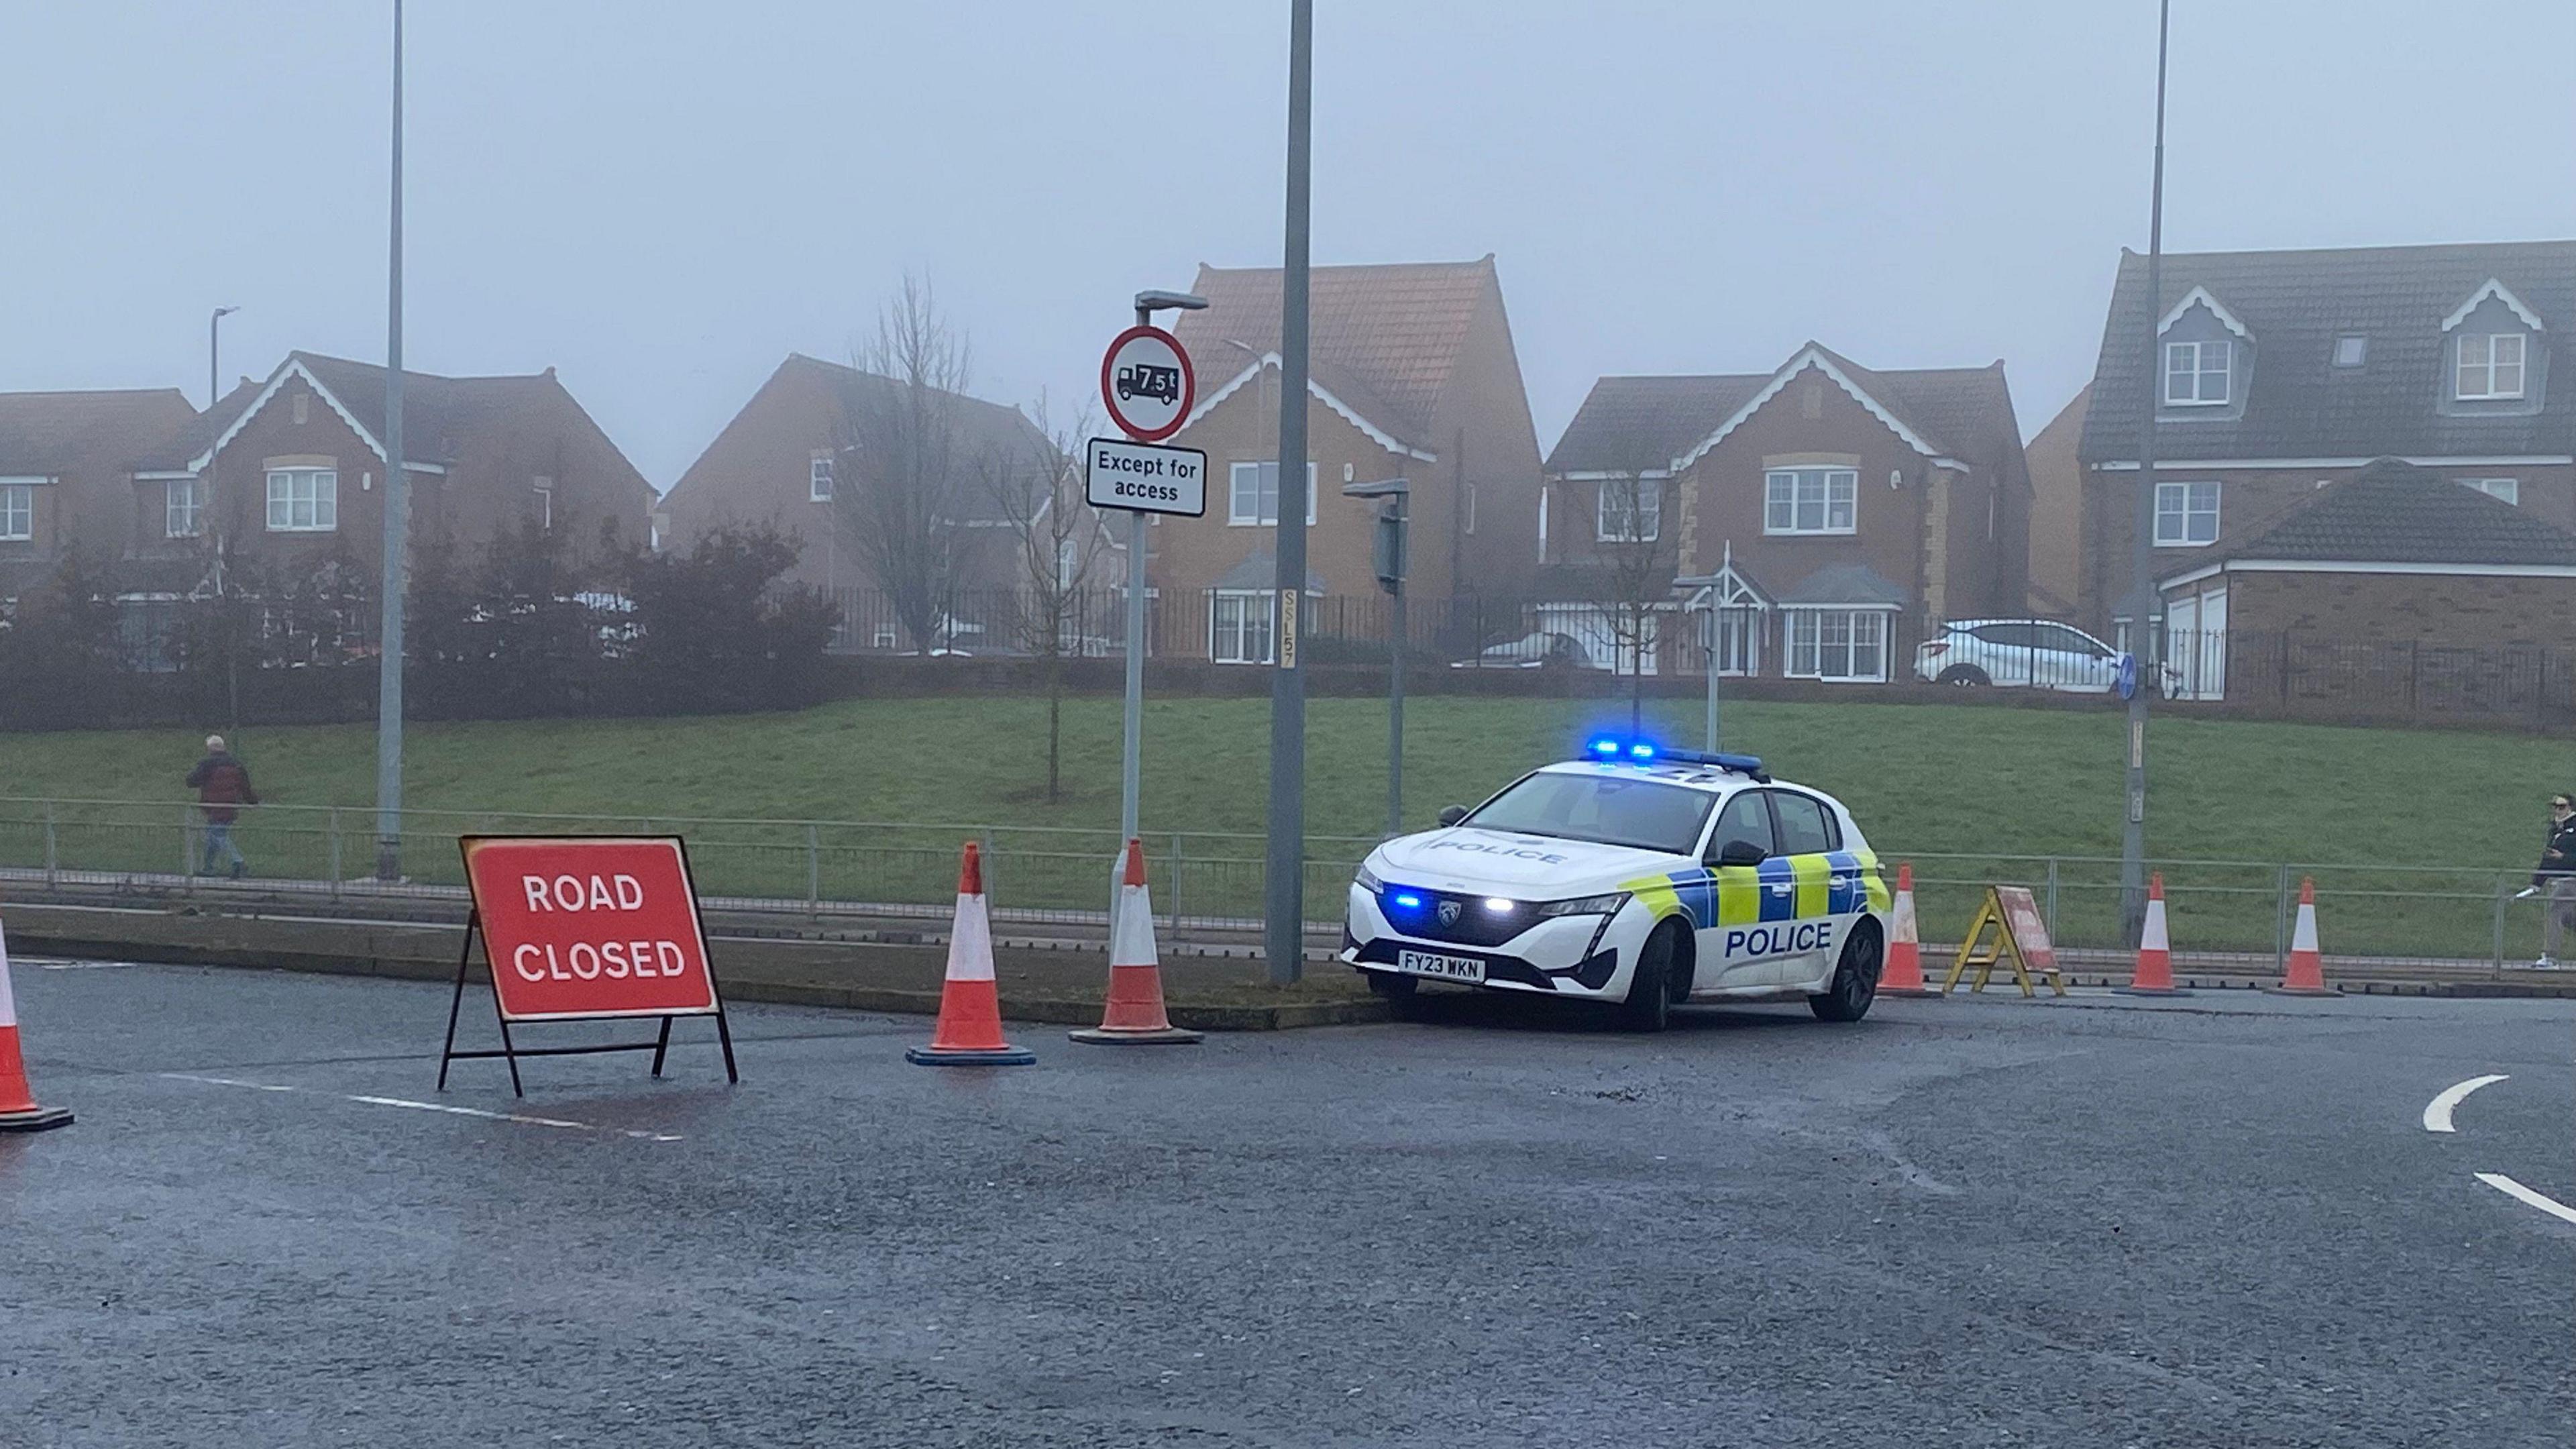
left=1100, top=294, right=1206, bottom=928
left=442, top=835, right=739, bottom=1095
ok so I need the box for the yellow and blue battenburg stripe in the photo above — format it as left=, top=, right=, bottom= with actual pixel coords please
left=1620, top=851, right=1889, bottom=930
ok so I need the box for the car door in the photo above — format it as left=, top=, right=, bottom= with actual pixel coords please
left=2029, top=623, right=2110, bottom=690
left=1764, top=790, right=1846, bottom=988
left=1695, top=790, right=1785, bottom=989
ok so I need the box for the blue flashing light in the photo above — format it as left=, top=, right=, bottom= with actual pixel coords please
left=1627, top=741, right=1656, bottom=760
left=1391, top=892, right=1424, bottom=910
left=1587, top=737, right=1623, bottom=758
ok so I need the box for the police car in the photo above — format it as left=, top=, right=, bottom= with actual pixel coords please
left=1342, top=737, right=1891, bottom=1030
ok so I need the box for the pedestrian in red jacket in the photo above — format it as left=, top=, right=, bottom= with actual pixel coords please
left=185, top=735, right=260, bottom=879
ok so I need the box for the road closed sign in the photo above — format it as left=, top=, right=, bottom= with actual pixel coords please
left=1099, top=324, right=1194, bottom=441
left=1086, top=437, right=1208, bottom=517
left=460, top=837, right=722, bottom=1021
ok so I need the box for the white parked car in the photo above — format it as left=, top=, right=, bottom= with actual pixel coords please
left=1915, top=618, right=2129, bottom=692
left=1342, top=738, right=1892, bottom=1030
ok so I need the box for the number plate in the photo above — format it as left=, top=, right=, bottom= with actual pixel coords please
left=1396, top=949, right=1485, bottom=983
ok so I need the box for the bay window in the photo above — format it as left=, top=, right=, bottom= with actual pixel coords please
left=1783, top=609, right=1888, bottom=682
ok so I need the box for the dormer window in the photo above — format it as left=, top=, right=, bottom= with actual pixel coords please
left=2332, top=335, right=2367, bottom=368
left=2455, top=333, right=2526, bottom=400
left=2163, top=340, right=2230, bottom=405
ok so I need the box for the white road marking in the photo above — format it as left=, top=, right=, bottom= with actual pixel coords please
left=160, top=1073, right=682, bottom=1140
left=23, top=958, right=140, bottom=970
left=2475, top=1173, right=2576, bottom=1227
left=161, top=1072, right=296, bottom=1092
left=2422, top=1073, right=2510, bottom=1133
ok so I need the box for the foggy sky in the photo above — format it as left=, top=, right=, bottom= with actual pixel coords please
left=6, top=2, right=2572, bottom=490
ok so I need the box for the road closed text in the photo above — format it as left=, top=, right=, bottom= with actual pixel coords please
left=461, top=837, right=721, bottom=1020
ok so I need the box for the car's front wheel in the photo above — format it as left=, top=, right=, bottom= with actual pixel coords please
left=1617, top=922, right=1683, bottom=1032
left=1810, top=922, right=1883, bottom=1022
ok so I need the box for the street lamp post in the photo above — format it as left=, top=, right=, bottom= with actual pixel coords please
left=1344, top=476, right=1410, bottom=838
left=1265, top=0, right=1313, bottom=987
left=208, top=307, right=237, bottom=409
left=2119, top=0, right=2172, bottom=941
left=374, top=0, right=409, bottom=882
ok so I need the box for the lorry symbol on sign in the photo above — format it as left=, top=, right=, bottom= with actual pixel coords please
left=1116, top=363, right=1182, bottom=406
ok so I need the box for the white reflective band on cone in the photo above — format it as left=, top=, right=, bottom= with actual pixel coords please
left=0, top=918, right=17, bottom=1029
left=1111, top=883, right=1159, bottom=968
left=945, top=891, right=996, bottom=983
left=2141, top=898, right=2169, bottom=951
left=1891, top=888, right=1917, bottom=945
left=2291, top=904, right=2319, bottom=955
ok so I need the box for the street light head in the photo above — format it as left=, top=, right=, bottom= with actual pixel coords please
left=213, top=305, right=239, bottom=319
left=1134, top=290, right=1209, bottom=315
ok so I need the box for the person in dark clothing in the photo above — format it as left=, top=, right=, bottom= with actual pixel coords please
left=185, top=735, right=260, bottom=879
left=2527, top=792, right=2575, bottom=969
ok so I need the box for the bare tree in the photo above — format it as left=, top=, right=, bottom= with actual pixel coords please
left=985, top=394, right=1104, bottom=802
left=1581, top=458, right=1680, bottom=733
left=837, top=274, right=972, bottom=654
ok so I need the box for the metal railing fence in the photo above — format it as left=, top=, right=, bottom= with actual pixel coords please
left=0, top=796, right=2561, bottom=971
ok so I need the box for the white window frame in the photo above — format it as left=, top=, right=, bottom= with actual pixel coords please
left=2459, top=477, right=2520, bottom=506
left=0, top=482, right=32, bottom=541
left=810, top=454, right=835, bottom=502
left=1536, top=487, right=1550, bottom=561
left=1226, top=462, right=1318, bottom=527
left=2331, top=334, right=2367, bottom=368
left=1762, top=468, right=1858, bottom=536
left=1781, top=608, right=1889, bottom=683
left=1595, top=478, right=1660, bottom=543
left=1464, top=481, right=1478, bottom=535
left=533, top=478, right=555, bottom=530
left=165, top=477, right=204, bottom=538
left=265, top=468, right=339, bottom=533
left=2163, top=339, right=2231, bottom=406
left=2455, top=333, right=2527, bottom=400
left=2152, top=480, right=2220, bottom=547
left=1209, top=588, right=1277, bottom=664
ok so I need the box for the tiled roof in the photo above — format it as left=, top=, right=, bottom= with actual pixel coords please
left=1774, top=562, right=1911, bottom=607
left=150, top=352, right=590, bottom=471
left=0, top=388, right=199, bottom=474
left=1172, top=258, right=1497, bottom=447
left=2079, top=239, right=2576, bottom=463
left=1545, top=345, right=2018, bottom=476
left=2182, top=458, right=2576, bottom=572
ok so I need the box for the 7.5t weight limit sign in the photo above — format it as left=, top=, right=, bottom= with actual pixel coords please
left=1086, top=437, right=1207, bottom=517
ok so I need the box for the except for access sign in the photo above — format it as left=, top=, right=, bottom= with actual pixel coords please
left=461, top=837, right=721, bottom=1021
left=1099, top=324, right=1194, bottom=441
left=1085, top=437, right=1208, bottom=517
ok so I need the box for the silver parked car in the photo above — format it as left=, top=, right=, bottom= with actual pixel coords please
left=1915, top=618, right=2127, bottom=692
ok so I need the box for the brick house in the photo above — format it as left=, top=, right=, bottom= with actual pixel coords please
left=658, top=354, right=1073, bottom=650
left=2023, top=382, right=2089, bottom=615
left=147, top=351, right=650, bottom=583
left=2076, top=240, right=2575, bottom=645
left=0, top=388, right=202, bottom=605
left=2155, top=458, right=2576, bottom=710
left=1539, top=343, right=2031, bottom=682
left=1155, top=257, right=1544, bottom=663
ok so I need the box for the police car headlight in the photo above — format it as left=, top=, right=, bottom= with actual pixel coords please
left=1354, top=864, right=1383, bottom=894
left=1535, top=892, right=1629, bottom=918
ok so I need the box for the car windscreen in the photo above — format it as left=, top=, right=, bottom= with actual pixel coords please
left=1460, top=773, right=1715, bottom=854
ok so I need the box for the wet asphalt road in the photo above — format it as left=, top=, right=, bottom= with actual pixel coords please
left=0, top=961, right=2568, bottom=1448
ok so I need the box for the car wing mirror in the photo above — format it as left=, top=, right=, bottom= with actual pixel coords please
left=1715, top=840, right=1767, bottom=867
left=1436, top=804, right=1470, bottom=828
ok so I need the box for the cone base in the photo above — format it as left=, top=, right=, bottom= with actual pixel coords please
left=2264, top=986, right=2340, bottom=998
left=1069, top=1025, right=1204, bottom=1045
left=2114, top=985, right=2193, bottom=996
left=0, top=1106, right=72, bottom=1132
left=906, top=1045, right=1036, bottom=1067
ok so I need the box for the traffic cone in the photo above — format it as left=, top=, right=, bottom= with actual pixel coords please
left=906, top=843, right=1036, bottom=1067
left=1070, top=841, right=1203, bottom=1045
left=2268, top=876, right=2338, bottom=997
left=0, top=916, right=72, bottom=1132
left=1878, top=863, right=1937, bottom=997
left=2114, top=872, right=2191, bottom=996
